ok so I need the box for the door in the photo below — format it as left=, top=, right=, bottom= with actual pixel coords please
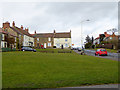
left=44, top=43, right=46, bottom=48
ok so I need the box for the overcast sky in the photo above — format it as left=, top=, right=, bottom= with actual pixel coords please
left=0, top=2, right=118, bottom=46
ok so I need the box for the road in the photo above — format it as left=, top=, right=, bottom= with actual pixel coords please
left=74, top=49, right=119, bottom=61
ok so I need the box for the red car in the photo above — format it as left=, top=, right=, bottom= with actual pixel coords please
left=95, top=49, right=107, bottom=56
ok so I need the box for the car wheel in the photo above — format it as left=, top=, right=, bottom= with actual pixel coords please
left=95, top=54, right=96, bottom=56
left=98, top=53, right=100, bottom=56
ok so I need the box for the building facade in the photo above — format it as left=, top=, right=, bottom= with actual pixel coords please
left=33, top=30, right=71, bottom=49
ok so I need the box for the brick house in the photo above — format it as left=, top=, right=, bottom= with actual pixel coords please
left=33, top=30, right=71, bottom=48
left=33, top=31, right=54, bottom=48
left=93, top=32, right=110, bottom=45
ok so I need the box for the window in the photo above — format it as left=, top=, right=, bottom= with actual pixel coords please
left=110, top=37, right=112, bottom=39
left=37, top=38, right=39, bottom=41
left=15, top=37, right=16, bottom=42
left=65, top=43, right=68, bottom=47
left=56, top=43, right=60, bottom=48
left=119, top=37, right=120, bottom=40
left=2, top=34, right=4, bottom=40
left=48, top=43, right=51, bottom=47
left=48, top=37, right=51, bottom=41
left=65, top=39, right=68, bottom=42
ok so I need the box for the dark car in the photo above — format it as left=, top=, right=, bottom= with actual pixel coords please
left=21, top=47, right=36, bottom=52
left=95, top=49, right=107, bottom=56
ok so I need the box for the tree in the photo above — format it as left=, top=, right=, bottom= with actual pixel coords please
left=99, top=34, right=105, bottom=44
left=85, top=35, right=91, bottom=43
left=91, top=36, right=94, bottom=44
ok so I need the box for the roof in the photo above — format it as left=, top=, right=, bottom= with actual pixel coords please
left=0, top=28, right=7, bottom=34
left=95, top=37, right=99, bottom=40
left=104, top=33, right=110, bottom=37
left=54, top=32, right=71, bottom=38
left=33, top=32, right=71, bottom=38
left=35, top=33, right=54, bottom=38
left=10, top=27, right=23, bottom=35
left=14, top=26, right=33, bottom=37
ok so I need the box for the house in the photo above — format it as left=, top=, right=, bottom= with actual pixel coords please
left=33, top=31, right=54, bottom=48
left=33, top=30, right=71, bottom=49
left=53, top=30, right=71, bottom=48
left=0, top=28, right=7, bottom=49
left=2, top=22, right=18, bottom=49
left=13, top=25, right=34, bottom=47
left=93, top=32, right=110, bottom=45
left=2, top=21, right=34, bottom=49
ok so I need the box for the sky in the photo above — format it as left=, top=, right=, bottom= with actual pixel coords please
left=0, top=2, right=118, bottom=47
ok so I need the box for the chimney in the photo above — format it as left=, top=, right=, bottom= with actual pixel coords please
left=12, top=21, right=15, bottom=27
left=35, top=30, right=36, bottom=34
left=25, top=28, right=29, bottom=32
left=3, top=21, right=10, bottom=29
left=21, top=25, right=23, bottom=29
left=99, top=34, right=101, bottom=37
left=104, top=32, right=107, bottom=35
left=70, top=30, right=71, bottom=33
left=54, top=30, right=56, bottom=33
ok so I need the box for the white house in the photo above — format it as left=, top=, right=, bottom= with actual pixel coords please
left=53, top=30, right=71, bottom=48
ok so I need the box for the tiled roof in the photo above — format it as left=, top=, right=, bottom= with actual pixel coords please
left=54, top=32, right=71, bottom=38
left=10, top=27, right=23, bottom=35
left=14, top=26, right=33, bottom=37
left=34, top=32, right=71, bottom=38
left=0, top=28, right=7, bottom=34
left=35, top=33, right=54, bottom=38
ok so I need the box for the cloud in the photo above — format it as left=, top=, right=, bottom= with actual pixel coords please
left=0, top=2, right=118, bottom=46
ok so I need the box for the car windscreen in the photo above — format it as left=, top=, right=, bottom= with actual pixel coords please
left=101, top=49, right=106, bottom=51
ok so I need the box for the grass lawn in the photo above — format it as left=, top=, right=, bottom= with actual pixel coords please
left=36, top=48, right=75, bottom=53
left=2, top=50, right=118, bottom=88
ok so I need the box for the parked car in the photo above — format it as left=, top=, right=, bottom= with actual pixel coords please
left=77, top=47, right=82, bottom=51
left=95, top=49, right=107, bottom=56
left=21, top=47, right=36, bottom=52
left=71, top=46, right=78, bottom=50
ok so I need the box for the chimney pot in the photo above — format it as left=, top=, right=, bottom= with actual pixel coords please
left=3, top=21, right=10, bottom=29
left=21, top=25, right=23, bottom=29
left=12, top=21, right=15, bottom=27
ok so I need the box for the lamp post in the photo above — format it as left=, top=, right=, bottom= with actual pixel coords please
left=80, top=19, right=90, bottom=48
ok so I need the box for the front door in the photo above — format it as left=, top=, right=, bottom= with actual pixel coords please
left=44, top=43, right=46, bottom=48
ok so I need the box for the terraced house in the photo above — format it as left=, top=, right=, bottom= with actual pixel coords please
left=2, top=21, right=34, bottom=50
left=33, top=30, right=71, bottom=48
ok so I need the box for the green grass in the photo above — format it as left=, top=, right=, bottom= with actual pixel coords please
left=2, top=51, right=118, bottom=88
left=36, top=48, right=75, bottom=53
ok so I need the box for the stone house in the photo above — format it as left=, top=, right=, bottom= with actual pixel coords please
left=2, top=22, right=17, bottom=49
left=33, top=31, right=54, bottom=48
left=0, top=28, right=7, bottom=49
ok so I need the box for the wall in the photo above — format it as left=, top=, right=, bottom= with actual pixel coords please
left=54, top=38, right=71, bottom=48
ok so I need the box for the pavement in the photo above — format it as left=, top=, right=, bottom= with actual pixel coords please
left=64, top=84, right=119, bottom=88
left=36, top=84, right=119, bottom=90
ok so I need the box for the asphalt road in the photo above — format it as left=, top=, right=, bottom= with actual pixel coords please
left=74, top=50, right=119, bottom=61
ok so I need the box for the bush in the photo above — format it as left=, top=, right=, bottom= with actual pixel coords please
left=85, top=43, right=92, bottom=49
left=53, top=46, right=56, bottom=48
